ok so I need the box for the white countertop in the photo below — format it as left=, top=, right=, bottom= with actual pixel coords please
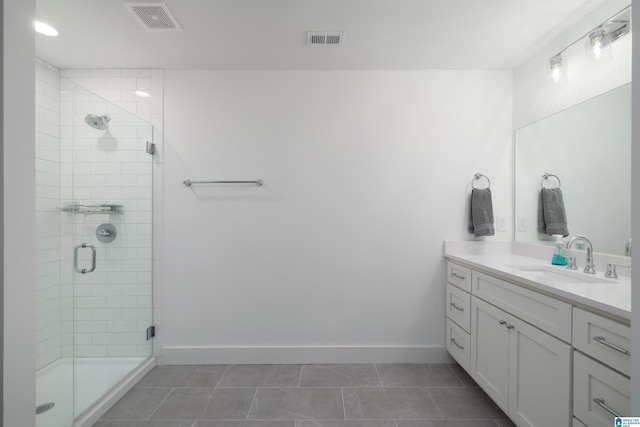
left=444, top=241, right=631, bottom=321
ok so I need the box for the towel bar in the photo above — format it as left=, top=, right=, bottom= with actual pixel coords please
left=183, top=179, right=263, bottom=187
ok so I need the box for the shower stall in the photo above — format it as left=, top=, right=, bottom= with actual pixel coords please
left=35, top=65, right=155, bottom=426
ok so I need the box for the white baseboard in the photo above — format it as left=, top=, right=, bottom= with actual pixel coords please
left=162, top=345, right=453, bottom=365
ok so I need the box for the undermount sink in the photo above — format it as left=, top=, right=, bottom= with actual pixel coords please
left=510, top=265, right=613, bottom=285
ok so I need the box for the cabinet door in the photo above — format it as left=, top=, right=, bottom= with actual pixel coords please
left=508, top=316, right=571, bottom=427
left=470, top=297, right=510, bottom=412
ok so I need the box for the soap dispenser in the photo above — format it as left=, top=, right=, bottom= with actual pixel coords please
left=551, top=234, right=568, bottom=266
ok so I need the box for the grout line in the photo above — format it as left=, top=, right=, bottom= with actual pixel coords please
left=201, top=385, right=216, bottom=419
left=247, top=386, right=260, bottom=419
left=214, top=364, right=230, bottom=389
left=298, top=364, right=303, bottom=388
left=146, top=386, right=174, bottom=420
left=446, top=363, right=466, bottom=387
left=423, top=387, right=445, bottom=420
left=373, top=363, right=383, bottom=386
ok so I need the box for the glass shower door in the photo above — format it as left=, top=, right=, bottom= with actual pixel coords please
left=65, top=79, right=154, bottom=419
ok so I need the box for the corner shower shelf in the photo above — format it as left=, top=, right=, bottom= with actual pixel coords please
left=58, top=204, right=123, bottom=215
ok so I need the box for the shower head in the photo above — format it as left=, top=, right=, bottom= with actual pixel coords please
left=85, top=114, right=111, bottom=130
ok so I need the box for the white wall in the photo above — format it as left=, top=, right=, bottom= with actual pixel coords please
left=161, top=70, right=513, bottom=363
left=4, top=0, right=36, bottom=425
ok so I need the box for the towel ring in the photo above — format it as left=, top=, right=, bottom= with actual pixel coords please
left=472, top=173, right=491, bottom=189
left=541, top=173, right=561, bottom=189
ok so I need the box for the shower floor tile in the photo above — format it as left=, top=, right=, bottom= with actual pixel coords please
left=93, top=364, right=512, bottom=427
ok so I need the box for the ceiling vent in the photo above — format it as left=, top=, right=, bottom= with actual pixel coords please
left=127, top=2, right=182, bottom=32
left=307, top=32, right=345, bottom=46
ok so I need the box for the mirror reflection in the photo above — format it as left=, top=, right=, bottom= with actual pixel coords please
left=514, top=83, right=631, bottom=256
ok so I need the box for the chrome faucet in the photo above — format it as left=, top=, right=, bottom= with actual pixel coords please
left=625, top=239, right=632, bottom=257
left=565, top=235, right=596, bottom=274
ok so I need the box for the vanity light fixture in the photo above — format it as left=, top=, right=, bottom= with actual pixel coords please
left=34, top=20, right=58, bottom=37
left=549, top=55, right=567, bottom=84
left=548, top=6, right=630, bottom=83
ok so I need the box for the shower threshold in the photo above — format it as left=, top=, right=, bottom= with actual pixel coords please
left=36, top=356, right=152, bottom=427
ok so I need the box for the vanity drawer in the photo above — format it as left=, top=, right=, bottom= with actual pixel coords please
left=446, top=283, right=470, bottom=332
left=447, top=261, right=471, bottom=292
left=471, top=271, right=572, bottom=342
left=574, top=351, right=629, bottom=427
left=446, top=318, right=470, bottom=371
left=573, top=307, right=630, bottom=376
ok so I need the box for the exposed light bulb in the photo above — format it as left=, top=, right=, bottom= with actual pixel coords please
left=34, top=21, right=58, bottom=37
left=549, top=56, right=567, bottom=84
left=587, top=29, right=611, bottom=62
left=592, top=40, right=603, bottom=59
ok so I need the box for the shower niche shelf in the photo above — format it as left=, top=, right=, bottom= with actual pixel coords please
left=58, top=204, right=123, bottom=215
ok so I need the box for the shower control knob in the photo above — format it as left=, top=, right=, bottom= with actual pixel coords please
left=96, top=223, right=117, bottom=243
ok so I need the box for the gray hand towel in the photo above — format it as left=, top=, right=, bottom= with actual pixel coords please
left=537, top=187, right=569, bottom=236
left=470, top=188, right=495, bottom=237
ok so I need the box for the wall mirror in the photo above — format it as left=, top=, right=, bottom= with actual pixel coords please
left=514, top=83, right=631, bottom=256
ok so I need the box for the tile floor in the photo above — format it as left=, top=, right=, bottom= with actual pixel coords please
left=92, top=364, right=516, bottom=427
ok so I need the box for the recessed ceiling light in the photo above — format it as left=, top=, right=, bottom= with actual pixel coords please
left=34, top=21, right=58, bottom=37
left=135, top=90, right=152, bottom=98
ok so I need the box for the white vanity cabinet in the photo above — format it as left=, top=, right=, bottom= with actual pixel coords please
left=446, top=260, right=573, bottom=427
left=444, top=244, right=632, bottom=427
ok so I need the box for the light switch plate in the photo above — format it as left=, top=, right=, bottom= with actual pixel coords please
left=517, top=216, right=528, bottom=232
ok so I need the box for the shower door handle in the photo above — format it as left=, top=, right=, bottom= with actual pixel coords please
left=74, top=243, right=96, bottom=274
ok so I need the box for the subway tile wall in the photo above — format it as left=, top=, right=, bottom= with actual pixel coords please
left=34, top=61, right=157, bottom=367
left=36, top=59, right=63, bottom=370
